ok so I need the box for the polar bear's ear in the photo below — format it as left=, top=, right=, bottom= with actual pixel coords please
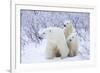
left=64, top=20, right=71, bottom=25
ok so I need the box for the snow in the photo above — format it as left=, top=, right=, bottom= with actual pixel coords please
left=20, top=10, right=90, bottom=63
left=21, top=38, right=89, bottom=64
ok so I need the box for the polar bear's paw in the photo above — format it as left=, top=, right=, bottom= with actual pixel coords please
left=68, top=51, right=77, bottom=57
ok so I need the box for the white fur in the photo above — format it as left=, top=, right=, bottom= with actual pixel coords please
left=40, top=27, right=69, bottom=59
left=63, top=20, right=75, bottom=38
left=67, top=33, right=78, bottom=57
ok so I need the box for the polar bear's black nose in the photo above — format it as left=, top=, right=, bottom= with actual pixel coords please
left=64, top=24, right=66, bottom=27
left=69, top=39, right=72, bottom=42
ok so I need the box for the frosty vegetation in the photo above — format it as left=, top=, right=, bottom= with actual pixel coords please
left=20, top=10, right=90, bottom=63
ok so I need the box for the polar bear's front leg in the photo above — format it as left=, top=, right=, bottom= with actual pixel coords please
left=45, top=42, right=55, bottom=59
left=58, top=43, right=69, bottom=59
left=68, top=50, right=77, bottom=57
left=60, top=48, right=69, bottom=59
left=45, top=48, right=54, bottom=59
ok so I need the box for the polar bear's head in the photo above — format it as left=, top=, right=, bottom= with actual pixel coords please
left=63, top=20, right=73, bottom=30
left=63, top=20, right=75, bottom=38
left=67, top=33, right=77, bottom=44
left=39, top=28, right=52, bottom=39
left=64, top=20, right=72, bottom=27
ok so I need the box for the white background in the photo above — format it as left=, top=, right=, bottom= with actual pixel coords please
left=0, top=0, right=100, bottom=73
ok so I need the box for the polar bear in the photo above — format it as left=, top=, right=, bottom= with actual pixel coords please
left=63, top=20, right=78, bottom=57
left=67, top=33, right=78, bottom=57
left=39, top=27, right=69, bottom=59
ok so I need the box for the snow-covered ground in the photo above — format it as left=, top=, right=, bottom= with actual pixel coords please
left=21, top=33, right=89, bottom=63
left=20, top=10, right=90, bottom=63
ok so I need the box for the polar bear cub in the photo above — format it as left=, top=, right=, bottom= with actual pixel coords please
left=39, top=27, right=69, bottom=59
left=67, top=33, right=78, bottom=57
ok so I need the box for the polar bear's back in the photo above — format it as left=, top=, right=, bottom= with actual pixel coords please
left=45, top=27, right=65, bottom=41
left=45, top=27, right=63, bottom=33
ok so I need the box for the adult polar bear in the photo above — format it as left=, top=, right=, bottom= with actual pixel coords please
left=39, top=27, right=69, bottom=59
